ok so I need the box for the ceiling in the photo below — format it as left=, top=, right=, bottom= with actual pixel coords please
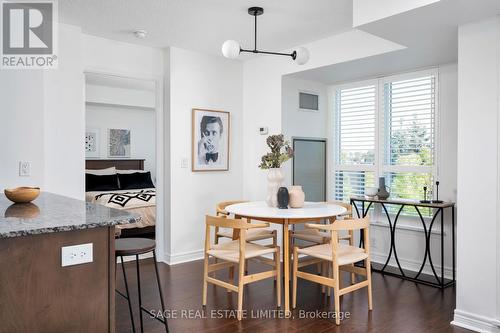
left=59, top=0, right=353, bottom=56
left=290, top=0, right=500, bottom=84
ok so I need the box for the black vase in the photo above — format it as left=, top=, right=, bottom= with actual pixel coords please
left=277, top=187, right=289, bottom=209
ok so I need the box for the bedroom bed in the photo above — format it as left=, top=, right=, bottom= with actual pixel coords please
left=85, top=159, right=156, bottom=239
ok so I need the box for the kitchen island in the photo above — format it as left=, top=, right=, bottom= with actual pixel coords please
left=0, top=192, right=140, bottom=333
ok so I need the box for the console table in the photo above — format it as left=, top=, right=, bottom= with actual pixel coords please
left=350, top=196, right=455, bottom=289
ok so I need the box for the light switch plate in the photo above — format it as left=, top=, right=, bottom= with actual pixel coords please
left=19, top=161, right=30, bottom=177
left=181, top=158, right=189, bottom=169
left=61, top=243, right=93, bottom=267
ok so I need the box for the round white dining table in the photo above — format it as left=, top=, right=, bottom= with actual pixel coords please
left=225, top=201, right=347, bottom=313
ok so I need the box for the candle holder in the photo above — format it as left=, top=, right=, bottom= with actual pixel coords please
left=431, top=181, right=443, bottom=204
left=420, top=186, right=431, bottom=203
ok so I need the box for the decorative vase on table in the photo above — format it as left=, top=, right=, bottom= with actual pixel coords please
left=377, top=177, right=390, bottom=200
left=259, top=134, right=294, bottom=207
left=288, top=185, right=305, bottom=208
left=277, top=187, right=289, bottom=209
left=265, top=168, right=284, bottom=207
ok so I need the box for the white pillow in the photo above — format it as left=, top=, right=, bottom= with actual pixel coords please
left=117, top=169, right=147, bottom=174
left=85, top=167, right=116, bottom=175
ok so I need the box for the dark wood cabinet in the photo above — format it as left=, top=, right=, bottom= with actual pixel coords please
left=0, top=227, right=115, bottom=333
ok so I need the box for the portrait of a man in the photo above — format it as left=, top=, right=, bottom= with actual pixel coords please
left=192, top=109, right=230, bottom=171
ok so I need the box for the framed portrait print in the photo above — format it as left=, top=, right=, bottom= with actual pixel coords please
left=192, top=109, right=230, bottom=172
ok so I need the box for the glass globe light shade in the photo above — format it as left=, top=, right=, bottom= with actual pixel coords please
left=222, top=40, right=241, bottom=59
left=294, top=47, right=310, bottom=65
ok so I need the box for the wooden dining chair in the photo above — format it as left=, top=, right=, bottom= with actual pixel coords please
left=215, top=201, right=277, bottom=245
left=290, top=200, right=355, bottom=287
left=202, top=215, right=281, bottom=320
left=292, top=217, right=372, bottom=325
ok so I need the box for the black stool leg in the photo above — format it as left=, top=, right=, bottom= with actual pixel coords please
left=136, top=254, right=144, bottom=333
left=153, top=251, right=169, bottom=333
left=121, top=256, right=136, bottom=333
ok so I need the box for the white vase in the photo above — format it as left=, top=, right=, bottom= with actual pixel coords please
left=288, top=185, right=305, bottom=208
left=265, top=168, right=284, bottom=207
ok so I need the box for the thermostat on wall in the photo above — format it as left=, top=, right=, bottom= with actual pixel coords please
left=259, top=127, right=268, bottom=135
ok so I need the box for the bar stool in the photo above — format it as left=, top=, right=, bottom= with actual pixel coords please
left=115, top=238, right=169, bottom=333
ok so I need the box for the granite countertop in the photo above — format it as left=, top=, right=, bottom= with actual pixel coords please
left=0, top=192, right=140, bottom=238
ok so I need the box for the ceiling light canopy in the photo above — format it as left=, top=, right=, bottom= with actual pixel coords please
left=222, top=7, right=310, bottom=65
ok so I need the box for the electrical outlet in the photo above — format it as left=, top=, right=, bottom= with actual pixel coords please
left=61, top=243, right=93, bottom=267
left=19, top=161, right=30, bottom=177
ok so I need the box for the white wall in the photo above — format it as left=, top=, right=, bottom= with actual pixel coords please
left=0, top=71, right=45, bottom=190
left=166, top=47, right=243, bottom=264
left=82, top=34, right=163, bottom=77
left=452, top=16, right=500, bottom=332
left=86, top=105, right=157, bottom=179
left=281, top=76, right=328, bottom=186
left=0, top=24, right=84, bottom=199
left=86, top=84, right=155, bottom=109
left=44, top=24, right=85, bottom=199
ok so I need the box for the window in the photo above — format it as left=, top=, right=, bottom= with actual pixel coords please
left=333, top=70, right=437, bottom=214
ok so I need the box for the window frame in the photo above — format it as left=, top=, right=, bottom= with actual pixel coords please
left=329, top=68, right=440, bottom=207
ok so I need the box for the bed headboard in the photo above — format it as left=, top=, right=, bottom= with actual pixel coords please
left=85, top=159, right=145, bottom=171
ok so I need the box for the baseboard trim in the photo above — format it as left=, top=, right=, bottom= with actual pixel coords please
left=452, top=309, right=500, bottom=332
left=370, top=251, right=454, bottom=280
left=165, top=249, right=204, bottom=265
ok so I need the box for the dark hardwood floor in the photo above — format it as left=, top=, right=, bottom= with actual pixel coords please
left=115, top=258, right=471, bottom=333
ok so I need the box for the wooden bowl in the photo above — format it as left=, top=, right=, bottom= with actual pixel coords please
left=4, top=187, right=40, bottom=203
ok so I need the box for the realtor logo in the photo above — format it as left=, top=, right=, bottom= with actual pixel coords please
left=1, top=0, right=58, bottom=69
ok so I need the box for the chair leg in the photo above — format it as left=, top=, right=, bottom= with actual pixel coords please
left=136, top=255, right=144, bottom=333
left=202, top=254, right=209, bottom=306
left=366, top=258, right=373, bottom=311
left=333, top=263, right=341, bottom=326
left=153, top=252, right=169, bottom=333
left=321, top=262, right=326, bottom=294
left=237, top=258, right=245, bottom=320
left=273, top=231, right=278, bottom=282
left=349, top=231, right=355, bottom=284
left=292, top=247, right=298, bottom=309
left=121, top=256, right=136, bottom=333
left=275, top=247, right=281, bottom=308
left=228, top=265, right=235, bottom=293
left=327, top=264, right=332, bottom=297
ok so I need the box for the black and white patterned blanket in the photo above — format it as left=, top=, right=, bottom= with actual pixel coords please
left=93, top=189, right=156, bottom=209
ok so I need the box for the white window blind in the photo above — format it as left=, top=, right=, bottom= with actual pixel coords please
left=335, top=85, right=376, bottom=166
left=383, top=75, right=435, bottom=167
left=382, top=75, right=436, bottom=212
left=334, top=84, right=376, bottom=201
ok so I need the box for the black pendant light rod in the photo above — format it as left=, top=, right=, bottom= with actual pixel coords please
left=239, top=7, right=296, bottom=60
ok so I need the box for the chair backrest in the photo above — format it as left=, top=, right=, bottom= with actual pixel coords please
left=328, top=200, right=352, bottom=218
left=216, top=200, right=248, bottom=217
left=305, top=217, right=370, bottom=253
left=204, top=215, right=269, bottom=253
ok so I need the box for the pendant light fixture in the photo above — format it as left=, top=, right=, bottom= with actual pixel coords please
left=222, top=7, right=310, bottom=65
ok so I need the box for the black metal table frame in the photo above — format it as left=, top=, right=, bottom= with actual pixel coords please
left=350, top=197, right=455, bottom=289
